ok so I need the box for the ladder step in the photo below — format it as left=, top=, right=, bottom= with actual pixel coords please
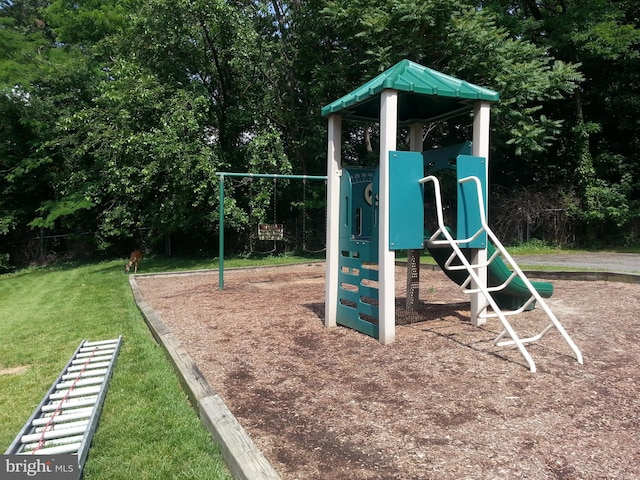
left=22, top=434, right=85, bottom=452
left=79, top=343, right=117, bottom=352
left=82, top=339, right=119, bottom=347
left=22, top=425, right=88, bottom=444
left=34, top=408, right=94, bottom=426
left=67, top=361, right=111, bottom=372
left=71, top=354, right=114, bottom=365
left=76, top=348, right=115, bottom=358
left=49, top=385, right=102, bottom=400
left=41, top=396, right=98, bottom=412
left=20, top=442, right=82, bottom=455
left=34, top=420, right=89, bottom=433
left=56, top=376, right=105, bottom=390
left=61, top=368, right=108, bottom=380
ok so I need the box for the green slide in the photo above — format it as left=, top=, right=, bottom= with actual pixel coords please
left=424, top=230, right=553, bottom=311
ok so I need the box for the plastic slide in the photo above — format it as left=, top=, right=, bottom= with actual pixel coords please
left=424, top=230, right=553, bottom=311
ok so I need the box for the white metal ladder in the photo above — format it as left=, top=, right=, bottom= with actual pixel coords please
left=5, top=337, right=122, bottom=468
left=419, top=175, right=583, bottom=372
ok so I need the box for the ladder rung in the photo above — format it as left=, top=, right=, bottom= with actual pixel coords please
left=81, top=344, right=117, bottom=352
left=67, top=361, right=111, bottom=372
left=34, top=420, right=89, bottom=434
left=22, top=434, right=85, bottom=451
left=41, top=396, right=98, bottom=412
left=496, top=323, right=556, bottom=346
left=22, top=425, right=88, bottom=443
left=50, top=385, right=102, bottom=400
left=22, top=442, right=82, bottom=455
left=61, top=368, right=107, bottom=380
left=83, top=339, right=119, bottom=347
left=34, top=408, right=94, bottom=426
left=80, top=343, right=117, bottom=352
left=71, top=354, right=114, bottom=365
left=57, top=376, right=104, bottom=390
left=76, top=349, right=115, bottom=359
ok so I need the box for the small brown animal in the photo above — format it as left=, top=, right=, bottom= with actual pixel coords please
left=125, top=249, right=144, bottom=273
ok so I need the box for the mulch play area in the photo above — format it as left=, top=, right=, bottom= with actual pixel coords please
left=134, top=263, right=640, bottom=480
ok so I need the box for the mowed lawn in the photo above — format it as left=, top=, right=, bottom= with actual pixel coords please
left=0, top=260, right=232, bottom=480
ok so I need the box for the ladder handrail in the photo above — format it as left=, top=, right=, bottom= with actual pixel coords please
left=419, top=175, right=583, bottom=371
left=457, top=176, right=583, bottom=365
left=420, top=175, right=538, bottom=371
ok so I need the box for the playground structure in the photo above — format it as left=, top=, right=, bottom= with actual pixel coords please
left=321, top=60, right=582, bottom=372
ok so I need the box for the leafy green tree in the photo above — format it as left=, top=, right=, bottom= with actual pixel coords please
left=0, top=0, right=100, bottom=263
left=119, top=0, right=297, bottom=249
left=482, top=0, right=640, bottom=242
left=2, top=0, right=640, bottom=266
left=316, top=2, right=583, bottom=180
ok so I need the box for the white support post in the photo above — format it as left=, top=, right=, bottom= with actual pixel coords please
left=325, top=114, right=342, bottom=329
left=470, top=101, right=491, bottom=326
left=406, top=124, right=423, bottom=310
left=409, top=123, right=423, bottom=151
left=378, top=90, right=398, bottom=344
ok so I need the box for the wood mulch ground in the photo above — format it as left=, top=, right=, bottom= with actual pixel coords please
left=135, top=263, right=640, bottom=480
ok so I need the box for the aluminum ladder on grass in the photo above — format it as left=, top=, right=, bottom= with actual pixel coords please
left=419, top=174, right=583, bottom=372
left=5, top=337, right=122, bottom=468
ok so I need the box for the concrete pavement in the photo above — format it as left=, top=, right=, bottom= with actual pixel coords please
left=512, top=252, right=640, bottom=273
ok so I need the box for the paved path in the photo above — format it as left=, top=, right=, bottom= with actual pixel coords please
left=512, top=252, right=640, bottom=273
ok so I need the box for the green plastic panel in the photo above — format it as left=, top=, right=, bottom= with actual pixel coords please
left=389, top=151, right=424, bottom=250
left=336, top=245, right=379, bottom=339
left=423, top=142, right=472, bottom=175
left=456, top=155, right=487, bottom=248
left=336, top=168, right=380, bottom=339
left=340, top=167, right=376, bottom=240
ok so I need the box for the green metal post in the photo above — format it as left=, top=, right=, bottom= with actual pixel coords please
left=218, top=174, right=225, bottom=290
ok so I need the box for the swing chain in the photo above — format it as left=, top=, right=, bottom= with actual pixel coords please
left=273, top=177, right=277, bottom=224
left=302, top=178, right=307, bottom=250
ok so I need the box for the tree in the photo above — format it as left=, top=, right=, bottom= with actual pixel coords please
left=316, top=2, right=582, bottom=177
left=482, top=0, right=640, bottom=242
left=0, top=0, right=101, bottom=263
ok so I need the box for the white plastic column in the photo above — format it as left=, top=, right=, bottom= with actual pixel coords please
left=325, top=114, right=342, bottom=329
left=470, top=101, right=491, bottom=326
left=378, top=90, right=398, bottom=344
left=409, top=124, right=423, bottom=151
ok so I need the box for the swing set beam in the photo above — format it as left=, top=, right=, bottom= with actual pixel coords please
left=216, top=172, right=327, bottom=290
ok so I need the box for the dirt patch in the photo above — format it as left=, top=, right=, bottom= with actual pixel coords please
left=135, top=264, right=640, bottom=480
left=0, top=365, right=31, bottom=376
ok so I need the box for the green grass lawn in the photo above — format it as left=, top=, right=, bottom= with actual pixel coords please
left=0, top=259, right=233, bottom=480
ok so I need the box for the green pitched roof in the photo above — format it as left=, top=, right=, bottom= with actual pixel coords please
left=321, top=59, right=500, bottom=124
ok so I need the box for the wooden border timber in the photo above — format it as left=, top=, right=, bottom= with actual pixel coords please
left=128, top=276, right=281, bottom=480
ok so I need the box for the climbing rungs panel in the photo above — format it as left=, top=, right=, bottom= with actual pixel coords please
left=5, top=337, right=122, bottom=472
